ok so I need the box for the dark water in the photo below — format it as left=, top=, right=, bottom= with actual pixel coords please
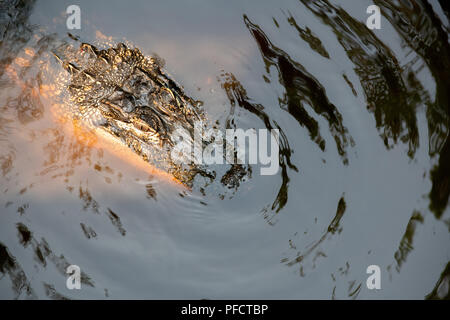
left=0, top=0, right=449, bottom=299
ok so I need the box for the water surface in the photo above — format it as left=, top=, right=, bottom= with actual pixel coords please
left=0, top=0, right=449, bottom=299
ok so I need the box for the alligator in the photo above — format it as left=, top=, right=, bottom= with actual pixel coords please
left=37, top=37, right=249, bottom=188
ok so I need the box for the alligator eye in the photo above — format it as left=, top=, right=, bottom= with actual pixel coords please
left=114, top=55, right=122, bottom=64
left=126, top=49, right=132, bottom=57
left=133, top=119, right=152, bottom=132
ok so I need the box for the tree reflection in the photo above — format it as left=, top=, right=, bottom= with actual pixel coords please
left=374, top=0, right=450, bottom=218
left=244, top=14, right=353, bottom=165
left=426, top=261, right=450, bottom=299
left=218, top=72, right=297, bottom=215
left=0, top=242, right=36, bottom=299
left=300, top=0, right=426, bottom=159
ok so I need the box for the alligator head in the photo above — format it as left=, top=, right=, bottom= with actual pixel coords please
left=51, top=41, right=205, bottom=183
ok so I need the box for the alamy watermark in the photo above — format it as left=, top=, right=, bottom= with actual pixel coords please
left=66, top=5, right=81, bottom=30
left=366, top=5, right=381, bottom=30
left=66, top=264, right=81, bottom=290
left=366, top=264, right=381, bottom=290
left=170, top=121, right=280, bottom=176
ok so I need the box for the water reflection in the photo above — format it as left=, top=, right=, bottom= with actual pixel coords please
left=301, top=0, right=426, bottom=159
left=244, top=14, right=353, bottom=165
left=0, top=222, right=95, bottom=299
left=282, top=196, right=346, bottom=272
left=285, top=12, right=330, bottom=59
left=390, top=211, right=424, bottom=272
left=0, top=0, right=36, bottom=78
left=374, top=0, right=450, bottom=218
left=0, top=242, right=36, bottom=299
left=426, top=261, right=450, bottom=299
left=301, top=0, right=450, bottom=219
left=218, top=71, right=297, bottom=215
left=294, top=0, right=449, bottom=288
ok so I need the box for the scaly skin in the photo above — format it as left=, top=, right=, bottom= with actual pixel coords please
left=50, top=41, right=207, bottom=185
